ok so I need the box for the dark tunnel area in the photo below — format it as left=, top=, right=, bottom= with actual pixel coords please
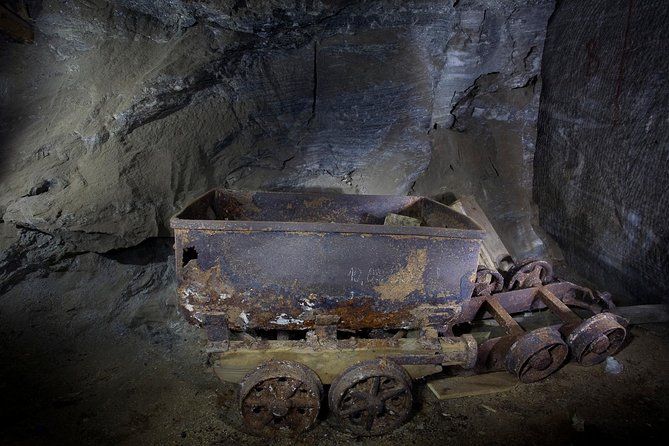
left=0, top=1, right=668, bottom=445
left=182, top=246, right=198, bottom=267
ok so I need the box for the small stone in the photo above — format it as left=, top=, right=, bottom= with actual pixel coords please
left=572, top=414, right=585, bottom=432
left=604, top=356, right=623, bottom=375
left=384, top=213, right=423, bottom=227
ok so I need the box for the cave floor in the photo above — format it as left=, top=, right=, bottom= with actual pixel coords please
left=1, top=250, right=668, bottom=446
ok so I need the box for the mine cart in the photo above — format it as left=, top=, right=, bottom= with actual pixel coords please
left=170, top=189, right=628, bottom=437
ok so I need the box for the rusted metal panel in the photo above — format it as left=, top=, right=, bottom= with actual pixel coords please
left=171, top=189, right=484, bottom=332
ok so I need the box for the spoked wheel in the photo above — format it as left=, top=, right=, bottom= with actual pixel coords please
left=507, top=260, right=554, bottom=290
left=505, top=327, right=568, bottom=383
left=567, top=313, right=627, bottom=366
left=239, top=360, right=323, bottom=436
left=328, top=358, right=413, bottom=436
left=473, top=266, right=504, bottom=296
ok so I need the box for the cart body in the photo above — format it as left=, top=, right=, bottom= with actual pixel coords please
left=171, top=189, right=484, bottom=332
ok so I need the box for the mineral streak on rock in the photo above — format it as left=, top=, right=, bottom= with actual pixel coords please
left=534, top=0, right=669, bottom=304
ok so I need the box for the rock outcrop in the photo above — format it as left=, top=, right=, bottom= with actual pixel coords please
left=0, top=0, right=553, bottom=261
left=534, top=0, right=669, bottom=304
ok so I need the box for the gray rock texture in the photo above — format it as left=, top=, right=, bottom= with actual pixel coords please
left=0, top=0, right=553, bottom=260
left=534, top=0, right=669, bottom=304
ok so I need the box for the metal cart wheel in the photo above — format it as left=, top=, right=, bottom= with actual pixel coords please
left=473, top=266, right=505, bottom=296
left=328, top=358, right=413, bottom=436
left=567, top=313, right=626, bottom=366
left=505, top=326, right=568, bottom=383
left=507, top=259, right=554, bottom=290
left=238, top=360, right=323, bottom=436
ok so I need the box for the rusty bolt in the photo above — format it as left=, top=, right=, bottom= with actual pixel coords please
left=528, top=349, right=552, bottom=371
left=590, top=335, right=611, bottom=355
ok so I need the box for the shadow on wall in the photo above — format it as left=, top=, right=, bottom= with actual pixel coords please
left=534, top=0, right=669, bottom=304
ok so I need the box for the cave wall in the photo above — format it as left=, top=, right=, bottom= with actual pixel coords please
left=534, top=0, right=669, bottom=304
left=1, top=1, right=553, bottom=266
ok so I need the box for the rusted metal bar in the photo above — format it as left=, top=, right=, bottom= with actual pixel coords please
left=171, top=189, right=632, bottom=438
left=537, top=287, right=582, bottom=325
left=485, top=296, right=525, bottom=336
left=456, top=281, right=610, bottom=326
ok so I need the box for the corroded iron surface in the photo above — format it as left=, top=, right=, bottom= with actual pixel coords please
left=239, top=360, right=323, bottom=436
left=473, top=266, right=504, bottom=297
left=328, top=358, right=413, bottom=436
left=566, top=313, right=627, bottom=366
left=171, top=189, right=483, bottom=331
left=507, top=259, right=554, bottom=290
left=469, top=282, right=627, bottom=382
left=457, top=281, right=614, bottom=326
left=505, top=327, right=569, bottom=383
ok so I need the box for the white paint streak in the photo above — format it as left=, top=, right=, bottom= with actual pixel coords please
left=271, top=313, right=304, bottom=326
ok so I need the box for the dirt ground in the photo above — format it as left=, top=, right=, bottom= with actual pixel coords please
left=1, top=242, right=668, bottom=446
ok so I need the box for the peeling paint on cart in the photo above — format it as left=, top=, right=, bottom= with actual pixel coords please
left=271, top=314, right=305, bottom=326
left=170, top=189, right=485, bottom=331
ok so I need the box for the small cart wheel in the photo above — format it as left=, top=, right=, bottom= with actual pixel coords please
left=507, top=260, right=554, bottom=290
left=473, top=266, right=505, bottom=296
left=567, top=313, right=626, bottom=366
left=239, top=360, right=323, bottom=436
left=505, top=327, right=568, bottom=383
left=328, top=358, right=413, bottom=436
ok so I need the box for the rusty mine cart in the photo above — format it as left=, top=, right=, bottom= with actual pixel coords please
left=170, top=189, right=628, bottom=437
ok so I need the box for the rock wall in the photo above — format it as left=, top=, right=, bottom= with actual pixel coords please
left=534, top=0, right=669, bottom=303
left=0, top=0, right=552, bottom=260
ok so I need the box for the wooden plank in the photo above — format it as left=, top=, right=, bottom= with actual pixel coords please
left=450, top=196, right=511, bottom=270
left=428, top=363, right=591, bottom=400
left=427, top=372, right=518, bottom=400
left=211, top=337, right=467, bottom=384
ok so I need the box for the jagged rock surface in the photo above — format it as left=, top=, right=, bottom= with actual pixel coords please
left=0, top=0, right=553, bottom=260
left=534, top=0, right=669, bottom=304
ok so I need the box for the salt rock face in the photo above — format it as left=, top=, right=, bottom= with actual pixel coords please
left=535, top=0, right=669, bottom=304
left=0, top=0, right=553, bottom=254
